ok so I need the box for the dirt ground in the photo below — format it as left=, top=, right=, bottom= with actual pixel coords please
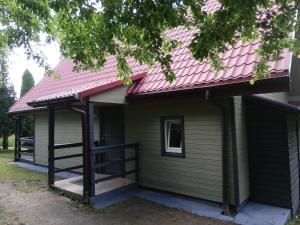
left=0, top=152, right=237, bottom=225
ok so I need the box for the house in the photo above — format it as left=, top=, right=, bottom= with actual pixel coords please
left=8, top=11, right=300, bottom=219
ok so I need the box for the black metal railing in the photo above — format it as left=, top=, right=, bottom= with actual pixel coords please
left=91, top=143, right=139, bottom=185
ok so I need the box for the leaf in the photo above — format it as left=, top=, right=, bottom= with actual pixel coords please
left=54, top=74, right=61, bottom=80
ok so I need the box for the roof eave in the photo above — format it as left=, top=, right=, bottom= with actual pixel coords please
left=7, top=106, right=47, bottom=116
left=243, top=95, right=300, bottom=114
left=127, top=71, right=290, bottom=98
left=27, top=95, right=79, bottom=108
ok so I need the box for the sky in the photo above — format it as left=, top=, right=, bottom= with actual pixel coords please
left=7, top=41, right=61, bottom=98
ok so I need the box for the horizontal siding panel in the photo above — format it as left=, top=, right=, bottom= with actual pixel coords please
left=125, top=100, right=226, bottom=203
left=35, top=110, right=100, bottom=169
left=141, top=175, right=222, bottom=202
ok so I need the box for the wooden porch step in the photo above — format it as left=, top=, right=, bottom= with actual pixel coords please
left=90, top=182, right=138, bottom=205
left=52, top=174, right=138, bottom=204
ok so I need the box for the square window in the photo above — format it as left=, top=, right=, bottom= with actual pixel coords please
left=161, top=116, right=185, bottom=157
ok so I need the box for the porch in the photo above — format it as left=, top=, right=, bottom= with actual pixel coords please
left=10, top=114, right=35, bottom=163
left=46, top=101, right=139, bottom=203
left=53, top=174, right=136, bottom=201
left=10, top=154, right=292, bottom=225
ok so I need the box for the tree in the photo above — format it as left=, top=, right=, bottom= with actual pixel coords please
left=0, top=52, right=16, bottom=150
left=0, top=1, right=299, bottom=84
left=21, top=69, right=35, bottom=97
left=20, top=69, right=35, bottom=136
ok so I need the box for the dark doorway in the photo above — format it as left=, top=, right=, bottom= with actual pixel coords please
left=99, top=105, right=124, bottom=175
left=245, top=99, right=295, bottom=210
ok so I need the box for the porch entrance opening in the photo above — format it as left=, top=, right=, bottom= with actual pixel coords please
left=48, top=102, right=139, bottom=203
left=13, top=114, right=35, bottom=164
left=245, top=96, right=300, bottom=215
left=99, top=105, right=124, bottom=175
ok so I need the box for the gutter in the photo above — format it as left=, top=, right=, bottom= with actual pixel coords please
left=28, top=95, right=79, bottom=108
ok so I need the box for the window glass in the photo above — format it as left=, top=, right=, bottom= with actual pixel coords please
left=161, top=117, right=184, bottom=156
left=168, top=123, right=182, bottom=148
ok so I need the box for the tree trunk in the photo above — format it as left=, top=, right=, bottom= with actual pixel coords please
left=3, top=133, right=8, bottom=150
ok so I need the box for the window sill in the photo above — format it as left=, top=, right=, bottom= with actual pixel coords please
left=161, top=151, right=185, bottom=158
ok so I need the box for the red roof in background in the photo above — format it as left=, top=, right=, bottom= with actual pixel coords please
left=9, top=0, right=291, bottom=113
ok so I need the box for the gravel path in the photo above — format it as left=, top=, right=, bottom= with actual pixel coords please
left=0, top=180, right=237, bottom=225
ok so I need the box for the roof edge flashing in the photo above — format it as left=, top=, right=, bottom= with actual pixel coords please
left=244, top=95, right=300, bottom=113
left=79, top=72, right=147, bottom=100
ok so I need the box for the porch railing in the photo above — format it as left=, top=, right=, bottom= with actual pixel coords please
left=50, top=141, right=99, bottom=176
left=91, top=142, right=139, bottom=189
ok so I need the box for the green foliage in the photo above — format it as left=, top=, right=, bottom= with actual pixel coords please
left=22, top=115, right=34, bottom=136
left=20, top=69, right=35, bottom=136
left=0, top=53, right=16, bottom=149
left=20, top=69, right=35, bottom=97
left=0, top=135, right=15, bottom=149
left=0, top=0, right=299, bottom=83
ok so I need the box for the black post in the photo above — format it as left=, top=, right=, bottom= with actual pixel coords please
left=85, top=98, right=95, bottom=198
left=17, top=117, right=22, bottom=160
left=82, top=110, right=90, bottom=203
left=48, top=106, right=55, bottom=186
left=135, top=144, right=139, bottom=183
left=121, top=147, right=125, bottom=177
left=14, top=118, right=19, bottom=161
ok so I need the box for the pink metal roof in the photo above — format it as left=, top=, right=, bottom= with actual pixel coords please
left=9, top=1, right=291, bottom=113
left=9, top=56, right=147, bottom=113
left=129, top=27, right=290, bottom=95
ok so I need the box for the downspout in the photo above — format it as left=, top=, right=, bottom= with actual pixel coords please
left=209, top=94, right=231, bottom=215
left=229, top=97, right=240, bottom=211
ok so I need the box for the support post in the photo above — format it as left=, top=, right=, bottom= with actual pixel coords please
left=121, top=147, right=125, bottom=177
left=14, top=118, right=19, bottom=161
left=135, top=144, right=139, bottom=183
left=82, top=110, right=89, bottom=203
left=48, top=106, right=55, bottom=186
left=84, top=98, right=95, bottom=200
left=17, top=117, right=22, bottom=160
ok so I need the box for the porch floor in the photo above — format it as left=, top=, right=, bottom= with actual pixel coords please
left=53, top=174, right=135, bottom=198
left=20, top=154, right=34, bottom=163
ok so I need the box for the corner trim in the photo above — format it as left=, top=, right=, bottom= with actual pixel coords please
left=230, top=97, right=241, bottom=209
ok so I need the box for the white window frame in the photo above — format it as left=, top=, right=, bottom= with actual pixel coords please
left=164, top=119, right=183, bottom=154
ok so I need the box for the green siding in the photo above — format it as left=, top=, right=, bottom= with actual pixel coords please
left=90, top=86, right=127, bottom=104
left=125, top=100, right=235, bottom=203
left=35, top=110, right=100, bottom=170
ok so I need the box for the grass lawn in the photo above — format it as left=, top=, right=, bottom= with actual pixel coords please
left=0, top=151, right=47, bottom=192
left=289, top=217, right=300, bottom=225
